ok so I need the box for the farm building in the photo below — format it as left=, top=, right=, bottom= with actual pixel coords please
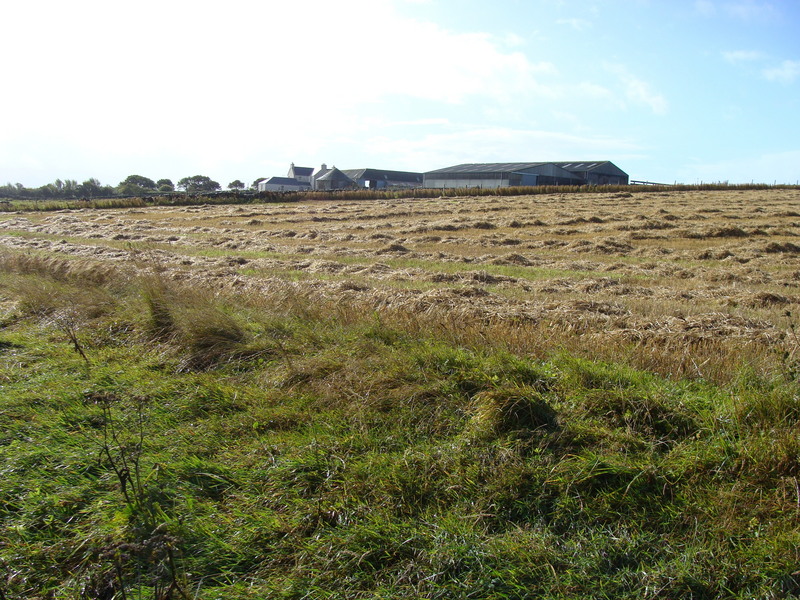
left=288, top=163, right=314, bottom=184
left=257, top=176, right=311, bottom=192
left=552, top=161, right=629, bottom=185
left=340, top=168, right=423, bottom=189
left=257, top=163, right=315, bottom=192
left=312, top=165, right=356, bottom=191
left=423, top=161, right=628, bottom=189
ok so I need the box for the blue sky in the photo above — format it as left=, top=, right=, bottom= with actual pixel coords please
left=1, top=0, right=798, bottom=187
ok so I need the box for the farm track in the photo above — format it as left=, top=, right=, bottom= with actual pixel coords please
left=3, top=188, right=800, bottom=352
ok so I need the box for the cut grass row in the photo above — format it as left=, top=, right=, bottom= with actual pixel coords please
left=0, top=231, right=644, bottom=283
left=1, top=251, right=799, bottom=598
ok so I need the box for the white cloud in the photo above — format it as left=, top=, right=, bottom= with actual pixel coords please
left=724, top=0, right=779, bottom=21
left=0, top=0, right=558, bottom=133
left=0, top=0, right=700, bottom=187
left=696, top=0, right=780, bottom=20
left=383, top=118, right=452, bottom=127
left=721, top=50, right=799, bottom=85
left=604, top=64, right=668, bottom=115
left=556, top=18, right=592, bottom=31
left=722, top=50, right=766, bottom=63
left=694, top=0, right=716, bottom=16
left=763, top=60, right=800, bottom=84
left=626, top=81, right=669, bottom=115
left=383, top=27, right=558, bottom=105
left=2, top=0, right=572, bottom=184
left=501, top=32, right=528, bottom=48
left=575, top=82, right=616, bottom=102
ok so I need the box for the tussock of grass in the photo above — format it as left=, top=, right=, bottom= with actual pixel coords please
left=469, top=385, right=558, bottom=438
left=2, top=253, right=800, bottom=598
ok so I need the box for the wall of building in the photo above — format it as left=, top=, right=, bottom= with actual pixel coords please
left=258, top=181, right=309, bottom=192
left=583, top=171, right=628, bottom=185
left=424, top=176, right=512, bottom=189
left=424, top=170, right=581, bottom=188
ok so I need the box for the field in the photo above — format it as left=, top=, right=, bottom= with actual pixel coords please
left=4, top=188, right=800, bottom=378
left=2, top=188, right=800, bottom=598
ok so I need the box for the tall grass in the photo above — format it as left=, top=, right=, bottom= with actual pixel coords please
left=2, top=249, right=800, bottom=598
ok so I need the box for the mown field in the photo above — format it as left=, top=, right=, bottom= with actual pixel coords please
left=1, top=188, right=800, bottom=598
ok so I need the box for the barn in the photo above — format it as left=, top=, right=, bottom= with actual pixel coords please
left=552, top=161, right=629, bottom=185
left=340, top=168, right=423, bottom=189
left=423, top=161, right=628, bottom=189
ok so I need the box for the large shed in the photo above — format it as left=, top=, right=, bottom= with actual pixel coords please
left=552, top=161, right=629, bottom=185
left=423, top=161, right=628, bottom=189
left=341, top=168, right=423, bottom=189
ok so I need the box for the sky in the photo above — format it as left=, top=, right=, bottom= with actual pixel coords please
left=1, top=0, right=799, bottom=188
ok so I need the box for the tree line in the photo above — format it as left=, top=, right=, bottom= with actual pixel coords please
left=1, top=175, right=265, bottom=200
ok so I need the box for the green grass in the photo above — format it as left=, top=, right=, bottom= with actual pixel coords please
left=2, top=251, right=800, bottom=599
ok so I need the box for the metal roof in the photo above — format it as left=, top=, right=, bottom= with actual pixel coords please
left=426, top=161, right=626, bottom=176
left=341, top=168, right=423, bottom=183
left=553, top=161, right=606, bottom=171
left=425, top=162, right=551, bottom=174
left=264, top=177, right=310, bottom=187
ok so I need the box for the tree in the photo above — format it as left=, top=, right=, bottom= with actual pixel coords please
left=117, top=175, right=157, bottom=196
left=38, top=183, right=57, bottom=198
left=78, top=178, right=106, bottom=198
left=62, top=179, right=79, bottom=198
left=45, top=179, right=78, bottom=198
left=177, top=175, right=221, bottom=193
left=1, top=182, right=27, bottom=199
left=121, top=175, right=156, bottom=189
left=228, top=180, right=245, bottom=190
left=251, top=177, right=266, bottom=190
left=156, top=179, right=175, bottom=192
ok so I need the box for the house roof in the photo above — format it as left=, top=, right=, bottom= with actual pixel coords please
left=315, top=167, right=354, bottom=183
left=341, top=168, right=423, bottom=183
left=264, top=177, right=311, bottom=187
left=290, top=166, right=314, bottom=176
left=425, top=162, right=550, bottom=174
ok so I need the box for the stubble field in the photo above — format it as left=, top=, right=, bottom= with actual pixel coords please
left=3, top=188, right=800, bottom=380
